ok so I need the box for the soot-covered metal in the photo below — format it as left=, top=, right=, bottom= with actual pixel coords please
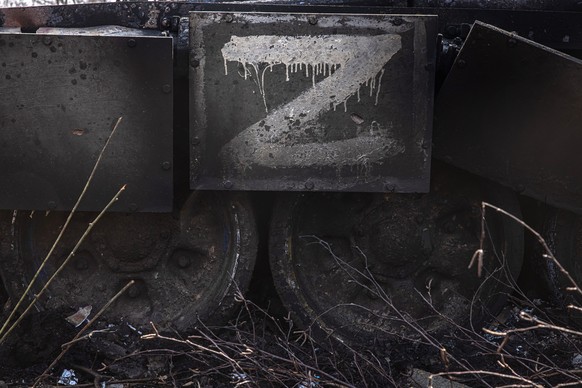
left=0, top=31, right=173, bottom=211
left=190, top=12, right=436, bottom=192
left=434, top=21, right=582, bottom=214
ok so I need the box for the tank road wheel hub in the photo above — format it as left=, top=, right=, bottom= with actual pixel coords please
left=269, top=164, right=523, bottom=347
left=7, top=192, right=257, bottom=331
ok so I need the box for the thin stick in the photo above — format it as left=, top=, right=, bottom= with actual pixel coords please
left=482, top=202, right=582, bottom=298
left=484, top=312, right=582, bottom=340
left=0, top=117, right=123, bottom=339
left=59, top=328, right=113, bottom=348
left=0, top=184, right=126, bottom=345
left=34, top=279, right=135, bottom=387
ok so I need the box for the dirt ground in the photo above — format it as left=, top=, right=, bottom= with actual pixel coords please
left=1, top=266, right=582, bottom=388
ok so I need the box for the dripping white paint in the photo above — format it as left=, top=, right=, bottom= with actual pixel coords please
left=221, top=35, right=399, bottom=113
left=219, top=33, right=404, bottom=172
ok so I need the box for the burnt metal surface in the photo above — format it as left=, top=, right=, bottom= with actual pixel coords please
left=0, top=32, right=173, bottom=211
left=433, top=21, right=582, bottom=214
left=3, top=3, right=582, bottom=50
left=412, top=0, right=582, bottom=11
left=194, top=4, right=582, bottom=52
left=190, top=12, right=436, bottom=192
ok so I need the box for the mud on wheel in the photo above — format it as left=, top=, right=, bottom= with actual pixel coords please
left=269, top=163, right=523, bottom=348
left=1, top=191, right=257, bottom=331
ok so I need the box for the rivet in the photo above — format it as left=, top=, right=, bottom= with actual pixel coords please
left=161, top=161, right=171, bottom=170
left=192, top=136, right=201, bottom=145
left=457, top=59, right=467, bottom=68
left=307, top=15, right=317, bottom=25
left=47, top=201, right=57, bottom=210
left=507, top=38, right=517, bottom=47
left=223, top=180, right=233, bottom=189
left=42, top=36, right=52, bottom=46
left=162, top=84, right=172, bottom=94
left=127, top=39, right=137, bottom=48
left=392, top=17, right=403, bottom=26
left=446, top=25, right=458, bottom=36
left=177, top=255, right=191, bottom=268
left=304, top=181, right=314, bottom=190
left=190, top=58, right=200, bottom=68
left=224, top=14, right=234, bottom=23
left=384, top=183, right=396, bottom=192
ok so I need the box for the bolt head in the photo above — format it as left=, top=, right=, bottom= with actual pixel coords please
left=391, top=17, right=403, bottom=26
left=177, top=255, right=191, bottom=268
left=161, top=161, right=171, bottom=170
left=127, top=39, right=137, bottom=48
left=446, top=25, right=458, bottom=36
left=223, top=180, right=233, bottom=189
left=304, top=181, right=314, bottom=190
left=162, top=84, right=172, bottom=94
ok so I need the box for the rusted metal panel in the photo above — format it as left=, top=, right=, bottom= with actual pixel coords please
left=0, top=32, right=173, bottom=212
left=190, top=12, right=436, bottom=192
left=434, top=21, right=582, bottom=214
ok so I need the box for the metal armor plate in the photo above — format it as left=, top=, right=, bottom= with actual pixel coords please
left=434, top=21, right=582, bottom=214
left=0, top=31, right=173, bottom=212
left=190, top=12, right=436, bottom=192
